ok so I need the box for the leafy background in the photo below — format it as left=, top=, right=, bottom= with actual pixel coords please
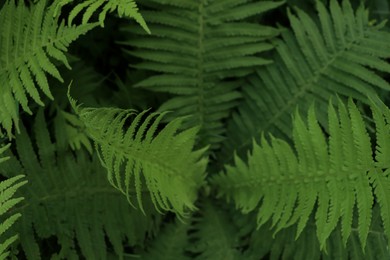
left=0, top=0, right=390, bottom=259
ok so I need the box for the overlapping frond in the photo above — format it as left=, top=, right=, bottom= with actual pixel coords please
left=212, top=99, right=390, bottom=249
left=69, top=96, right=208, bottom=217
left=53, top=0, right=149, bottom=32
left=222, top=0, right=390, bottom=161
left=0, top=110, right=159, bottom=259
left=120, top=0, right=283, bottom=150
left=0, top=0, right=96, bottom=137
left=0, top=145, right=26, bottom=260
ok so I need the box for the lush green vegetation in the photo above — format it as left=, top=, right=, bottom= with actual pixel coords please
left=1, top=0, right=390, bottom=259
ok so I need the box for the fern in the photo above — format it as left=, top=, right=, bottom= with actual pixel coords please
left=0, top=110, right=160, bottom=259
left=223, top=206, right=389, bottom=259
left=2, top=0, right=390, bottom=258
left=188, top=200, right=242, bottom=260
left=0, top=0, right=96, bottom=138
left=50, top=60, right=104, bottom=154
left=53, top=0, right=149, bottom=32
left=120, top=0, right=283, bottom=150
left=222, top=0, right=390, bottom=161
left=0, top=146, right=26, bottom=260
left=212, top=98, right=390, bottom=249
left=69, top=95, right=208, bottom=217
left=241, top=208, right=390, bottom=259
left=54, top=109, right=93, bottom=154
left=245, top=217, right=324, bottom=259
left=140, top=219, right=190, bottom=259
left=51, top=58, right=105, bottom=109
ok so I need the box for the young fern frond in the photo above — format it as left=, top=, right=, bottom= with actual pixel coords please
left=222, top=0, right=390, bottom=161
left=0, top=146, right=26, bottom=260
left=212, top=99, right=390, bottom=249
left=120, top=0, right=283, bottom=150
left=0, top=0, right=97, bottom=138
left=53, top=0, right=149, bottom=32
left=69, top=96, right=208, bottom=217
left=0, top=110, right=159, bottom=259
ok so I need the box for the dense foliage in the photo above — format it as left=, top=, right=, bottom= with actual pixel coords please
left=1, top=0, right=390, bottom=259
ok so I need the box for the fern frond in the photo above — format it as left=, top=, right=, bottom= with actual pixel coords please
left=51, top=59, right=106, bottom=109
left=50, top=61, right=104, bottom=153
left=222, top=0, right=390, bottom=161
left=54, top=109, right=93, bottom=154
left=140, top=219, right=190, bottom=259
left=70, top=98, right=208, bottom=217
left=247, top=218, right=323, bottom=259
left=212, top=98, right=390, bottom=250
left=188, top=200, right=242, bottom=260
left=120, top=0, right=283, bottom=150
left=242, top=208, right=390, bottom=259
left=0, top=0, right=97, bottom=137
left=53, top=0, right=149, bottom=32
left=0, top=146, right=26, bottom=260
left=0, top=110, right=160, bottom=259
left=367, top=101, right=390, bottom=248
left=110, top=71, right=165, bottom=111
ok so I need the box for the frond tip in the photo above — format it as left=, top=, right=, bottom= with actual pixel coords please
left=69, top=98, right=208, bottom=217
left=53, top=0, right=149, bottom=32
left=212, top=98, right=390, bottom=250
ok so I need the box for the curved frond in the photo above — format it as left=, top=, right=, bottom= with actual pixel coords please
left=212, top=98, right=390, bottom=249
left=0, top=0, right=97, bottom=137
left=222, top=0, right=390, bottom=161
left=0, top=110, right=160, bottom=259
left=120, top=0, right=283, bottom=150
left=70, top=98, right=208, bottom=217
